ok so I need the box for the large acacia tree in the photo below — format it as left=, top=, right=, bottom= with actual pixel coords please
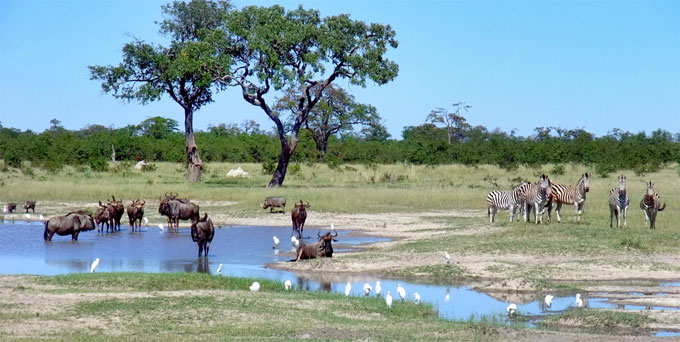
left=89, top=0, right=231, bottom=182
left=214, top=5, right=398, bottom=187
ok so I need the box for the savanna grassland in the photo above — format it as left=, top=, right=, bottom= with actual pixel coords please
left=1, top=162, right=680, bottom=340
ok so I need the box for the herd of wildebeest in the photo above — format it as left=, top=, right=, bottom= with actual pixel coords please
left=3, top=193, right=333, bottom=262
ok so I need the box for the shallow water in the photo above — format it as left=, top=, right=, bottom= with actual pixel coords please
left=0, top=221, right=676, bottom=328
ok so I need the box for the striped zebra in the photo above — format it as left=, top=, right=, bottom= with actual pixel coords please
left=524, top=174, right=552, bottom=224
left=640, top=181, right=666, bottom=229
left=487, top=181, right=530, bottom=223
left=547, top=173, right=591, bottom=223
left=609, top=174, right=630, bottom=228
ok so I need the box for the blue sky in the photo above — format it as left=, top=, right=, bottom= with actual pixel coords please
left=1, top=0, right=678, bottom=139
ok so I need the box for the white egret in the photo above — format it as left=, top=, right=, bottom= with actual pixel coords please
left=25, top=213, right=31, bottom=219
left=385, top=291, right=393, bottom=310
left=90, top=258, right=100, bottom=273
left=158, top=223, right=164, bottom=231
left=345, top=282, right=351, bottom=296
left=414, top=292, right=421, bottom=305
left=285, top=280, right=292, bottom=291
left=375, top=281, right=382, bottom=297
left=445, top=252, right=451, bottom=265
left=331, top=223, right=335, bottom=230
left=444, top=288, right=450, bottom=302
left=249, top=281, right=260, bottom=292
left=2, top=205, right=6, bottom=212
left=506, top=303, right=517, bottom=317
left=143, top=217, right=149, bottom=226
left=544, top=294, right=554, bottom=309
left=273, top=236, right=280, bottom=249
left=216, top=264, right=223, bottom=275
left=575, top=293, right=583, bottom=308
left=291, top=235, right=299, bottom=247
left=363, top=283, right=372, bottom=297
left=39, top=214, right=45, bottom=221
left=397, top=284, right=406, bottom=302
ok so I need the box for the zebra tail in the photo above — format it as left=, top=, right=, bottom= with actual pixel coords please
left=658, top=203, right=666, bottom=211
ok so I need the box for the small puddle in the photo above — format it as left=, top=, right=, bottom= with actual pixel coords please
left=653, top=331, right=680, bottom=337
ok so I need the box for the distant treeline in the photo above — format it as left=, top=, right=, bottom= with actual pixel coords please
left=1, top=118, right=678, bottom=177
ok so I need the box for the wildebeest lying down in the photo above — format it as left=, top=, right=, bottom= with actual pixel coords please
left=127, top=199, right=146, bottom=231
left=291, top=201, right=310, bottom=239
left=261, top=196, right=286, bottom=213
left=191, top=214, right=214, bottom=257
left=295, top=230, right=338, bottom=262
left=158, top=192, right=200, bottom=229
left=24, top=201, right=36, bottom=213
left=44, top=211, right=95, bottom=241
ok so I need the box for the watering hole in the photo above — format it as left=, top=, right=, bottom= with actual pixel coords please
left=1, top=221, right=678, bottom=334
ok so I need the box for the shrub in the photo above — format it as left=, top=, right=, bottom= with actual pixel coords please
left=288, top=163, right=301, bottom=175
left=141, top=163, right=158, bottom=172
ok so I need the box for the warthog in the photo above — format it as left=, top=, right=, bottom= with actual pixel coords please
left=7, top=202, right=17, bottom=213
left=158, top=192, right=199, bottom=229
left=261, top=196, right=286, bottom=213
left=291, top=201, right=310, bottom=239
left=94, top=204, right=111, bottom=233
left=127, top=199, right=146, bottom=231
left=295, top=230, right=338, bottom=261
left=640, top=181, right=666, bottom=229
left=191, top=213, right=214, bottom=257
left=44, top=211, right=96, bottom=241
left=24, top=201, right=36, bottom=213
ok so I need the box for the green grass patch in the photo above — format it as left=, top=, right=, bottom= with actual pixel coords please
left=540, top=309, right=653, bottom=330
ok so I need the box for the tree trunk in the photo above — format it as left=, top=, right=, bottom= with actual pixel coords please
left=268, top=130, right=299, bottom=187
left=184, top=108, right=203, bottom=182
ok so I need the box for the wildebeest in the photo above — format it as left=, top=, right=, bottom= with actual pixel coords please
left=126, top=199, right=146, bottom=231
left=108, top=196, right=125, bottom=231
left=94, top=204, right=111, bottom=233
left=261, top=196, right=286, bottom=213
left=24, top=201, right=36, bottom=213
left=158, top=193, right=199, bottom=229
left=291, top=201, right=309, bottom=239
left=640, top=181, right=666, bottom=229
left=98, top=200, right=117, bottom=232
left=191, top=213, right=214, bottom=257
left=7, top=202, right=17, bottom=213
left=44, top=211, right=96, bottom=241
left=295, top=230, right=338, bottom=261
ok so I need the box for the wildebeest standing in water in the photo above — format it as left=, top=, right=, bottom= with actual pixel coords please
left=94, top=203, right=111, bottom=233
left=7, top=202, right=17, bottom=213
left=107, top=196, right=125, bottom=231
left=291, top=201, right=309, bottom=239
left=24, top=201, right=36, bottom=213
left=158, top=192, right=200, bottom=230
left=44, top=211, right=96, bottom=241
left=127, top=199, right=146, bottom=231
left=191, top=213, right=214, bottom=257
left=295, top=230, right=338, bottom=262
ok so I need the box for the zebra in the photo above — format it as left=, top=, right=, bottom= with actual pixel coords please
left=640, top=181, right=666, bottom=229
left=609, top=174, right=630, bottom=228
left=524, top=174, right=552, bottom=224
left=547, top=173, right=591, bottom=223
left=486, top=181, right=530, bottom=223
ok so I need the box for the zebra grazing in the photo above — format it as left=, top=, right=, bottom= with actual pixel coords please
left=524, top=174, right=552, bottom=224
left=609, top=174, right=630, bottom=228
left=487, top=181, right=530, bottom=223
left=547, top=173, right=591, bottom=223
left=640, top=181, right=666, bottom=229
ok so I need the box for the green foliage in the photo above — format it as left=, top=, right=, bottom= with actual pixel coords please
left=261, top=159, right=276, bottom=175
left=88, top=158, right=108, bottom=172
left=141, top=163, right=158, bottom=172
left=288, top=162, right=301, bottom=175
left=551, top=164, right=565, bottom=176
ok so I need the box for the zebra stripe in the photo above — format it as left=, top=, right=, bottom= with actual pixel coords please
left=486, top=181, right=530, bottom=223
left=609, top=175, right=629, bottom=228
left=640, top=181, right=666, bottom=229
left=548, top=173, right=590, bottom=223
left=525, top=175, right=551, bottom=224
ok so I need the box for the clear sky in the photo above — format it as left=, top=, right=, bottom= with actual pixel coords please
left=1, top=0, right=678, bottom=139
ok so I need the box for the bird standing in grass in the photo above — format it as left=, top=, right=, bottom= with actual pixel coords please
left=345, top=282, right=351, bottom=296
left=414, top=292, right=421, bottom=305
left=506, top=303, right=516, bottom=317
left=544, top=294, right=553, bottom=309
left=385, top=291, right=393, bottom=310
left=397, top=284, right=406, bottom=302
left=273, top=236, right=279, bottom=249
left=575, top=293, right=583, bottom=308
left=375, top=281, right=382, bottom=297
left=90, top=258, right=100, bottom=273
left=216, top=264, right=223, bottom=275
left=363, top=283, right=372, bottom=297
left=249, top=282, right=260, bottom=292
left=285, top=280, right=291, bottom=291
left=445, top=252, right=451, bottom=265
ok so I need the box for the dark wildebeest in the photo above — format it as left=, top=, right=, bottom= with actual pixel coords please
left=291, top=201, right=310, bottom=239
left=98, top=200, right=117, bottom=233
left=107, top=196, right=125, bottom=231
left=94, top=204, right=111, bottom=233
left=7, top=202, right=17, bottom=213
left=127, top=199, right=146, bottom=231
left=261, top=196, right=286, bottom=213
left=44, top=211, right=96, bottom=241
left=24, top=201, right=36, bottom=213
left=640, top=181, right=666, bottom=229
left=158, top=193, right=199, bottom=229
left=191, top=213, right=214, bottom=257
left=295, top=230, right=338, bottom=261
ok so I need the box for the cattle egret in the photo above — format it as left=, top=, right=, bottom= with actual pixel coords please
left=90, top=258, right=100, bottom=273
left=25, top=213, right=31, bottom=219
left=507, top=303, right=517, bottom=317
left=385, top=291, right=393, bottom=310
left=444, top=288, right=450, bottom=302
left=363, top=283, right=372, bottom=297
left=273, top=236, right=280, bottom=249
left=331, top=223, right=335, bottom=230
left=249, top=281, right=260, bottom=292
left=2, top=205, right=6, bottom=212
left=39, top=214, right=44, bottom=221
left=414, top=292, right=421, bottom=305
left=216, top=264, right=223, bottom=275
left=375, top=281, right=382, bottom=297
left=345, top=282, right=351, bottom=296
left=575, top=293, right=583, bottom=308
left=445, top=252, right=451, bottom=265
left=397, top=284, right=406, bottom=302
left=291, top=235, right=299, bottom=247
left=544, top=294, right=554, bottom=308
left=143, top=217, right=149, bottom=226
left=158, top=223, right=164, bottom=231
left=285, top=280, right=291, bottom=291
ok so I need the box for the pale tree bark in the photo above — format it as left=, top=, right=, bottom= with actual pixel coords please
left=184, top=107, right=203, bottom=182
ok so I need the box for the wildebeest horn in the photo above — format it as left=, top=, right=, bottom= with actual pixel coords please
left=305, top=202, right=310, bottom=208
left=140, top=200, right=145, bottom=206
left=164, top=192, right=169, bottom=198
left=317, top=231, right=322, bottom=237
left=332, top=230, right=338, bottom=237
